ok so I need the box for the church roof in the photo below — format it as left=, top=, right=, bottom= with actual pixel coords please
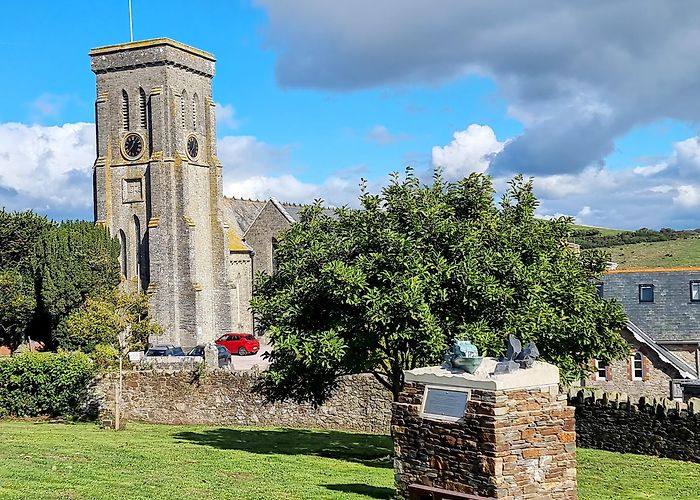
left=227, top=228, right=251, bottom=253
left=222, top=196, right=338, bottom=235
left=222, top=197, right=266, bottom=234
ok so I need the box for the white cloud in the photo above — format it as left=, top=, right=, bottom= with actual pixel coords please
left=674, top=185, right=700, bottom=208
left=430, top=124, right=700, bottom=228
left=365, top=125, right=408, bottom=145
left=217, top=135, right=292, bottom=178
left=431, top=124, right=504, bottom=180
left=215, top=102, right=240, bottom=129
left=254, top=1, right=700, bottom=176
left=0, top=122, right=94, bottom=216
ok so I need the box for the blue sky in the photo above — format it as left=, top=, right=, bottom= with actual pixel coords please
left=2, top=1, right=700, bottom=228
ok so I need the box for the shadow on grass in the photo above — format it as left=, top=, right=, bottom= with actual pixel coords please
left=324, top=484, right=393, bottom=499
left=174, top=427, right=393, bottom=468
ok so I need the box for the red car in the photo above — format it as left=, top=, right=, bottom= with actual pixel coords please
left=215, top=334, right=260, bottom=356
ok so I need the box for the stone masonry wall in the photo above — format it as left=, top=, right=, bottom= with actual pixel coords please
left=94, top=370, right=391, bottom=433
left=583, top=328, right=677, bottom=400
left=243, top=201, right=291, bottom=276
left=569, top=389, right=700, bottom=462
left=393, top=382, right=576, bottom=500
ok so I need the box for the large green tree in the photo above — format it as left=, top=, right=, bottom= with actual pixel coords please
left=32, top=221, right=121, bottom=346
left=0, top=270, right=36, bottom=349
left=0, top=209, right=52, bottom=348
left=252, top=171, right=628, bottom=404
left=0, top=209, right=53, bottom=275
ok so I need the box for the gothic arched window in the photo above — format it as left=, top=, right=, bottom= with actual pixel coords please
left=139, top=88, right=147, bottom=129
left=192, top=93, right=198, bottom=131
left=119, top=229, right=128, bottom=278
left=180, top=90, right=188, bottom=131
left=133, top=215, right=141, bottom=286
left=121, top=90, right=130, bottom=131
left=271, top=238, right=279, bottom=274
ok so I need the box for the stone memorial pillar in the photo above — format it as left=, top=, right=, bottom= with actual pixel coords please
left=392, top=358, right=576, bottom=499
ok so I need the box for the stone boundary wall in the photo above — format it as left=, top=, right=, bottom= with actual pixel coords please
left=568, top=388, right=700, bottom=462
left=93, top=370, right=391, bottom=433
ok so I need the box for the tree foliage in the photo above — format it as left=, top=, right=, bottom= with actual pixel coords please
left=53, top=289, right=160, bottom=354
left=0, top=208, right=52, bottom=274
left=0, top=270, right=36, bottom=350
left=571, top=227, right=699, bottom=249
left=0, top=351, right=95, bottom=418
left=252, top=171, right=629, bottom=404
left=32, top=221, right=121, bottom=345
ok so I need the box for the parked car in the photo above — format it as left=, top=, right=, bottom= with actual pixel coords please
left=145, top=345, right=186, bottom=357
left=187, top=345, right=232, bottom=368
left=215, top=334, right=260, bottom=356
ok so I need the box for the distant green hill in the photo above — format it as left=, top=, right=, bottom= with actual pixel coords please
left=568, top=225, right=699, bottom=250
left=604, top=238, right=700, bottom=269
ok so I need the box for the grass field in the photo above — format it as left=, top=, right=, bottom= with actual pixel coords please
left=605, top=237, right=700, bottom=269
left=1, top=421, right=699, bottom=499
left=571, top=223, right=625, bottom=236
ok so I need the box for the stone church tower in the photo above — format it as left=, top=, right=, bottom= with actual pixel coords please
left=90, top=39, right=232, bottom=347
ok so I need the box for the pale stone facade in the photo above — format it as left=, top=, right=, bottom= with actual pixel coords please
left=91, top=38, right=312, bottom=347
left=91, top=39, right=232, bottom=348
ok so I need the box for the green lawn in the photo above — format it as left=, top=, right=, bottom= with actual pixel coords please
left=0, top=421, right=698, bottom=499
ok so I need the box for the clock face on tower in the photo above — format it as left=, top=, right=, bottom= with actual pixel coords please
left=122, top=133, right=144, bottom=160
left=187, top=135, right=199, bottom=161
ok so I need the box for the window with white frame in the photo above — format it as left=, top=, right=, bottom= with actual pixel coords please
left=595, top=360, right=607, bottom=380
left=632, top=352, right=644, bottom=380
left=691, top=281, right=700, bottom=302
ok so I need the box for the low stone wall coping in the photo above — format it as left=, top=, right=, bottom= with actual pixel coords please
left=404, top=358, right=559, bottom=391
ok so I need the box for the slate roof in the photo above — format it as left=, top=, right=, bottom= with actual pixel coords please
left=602, top=269, right=700, bottom=342
left=625, top=321, right=697, bottom=379
left=222, top=197, right=266, bottom=234
left=222, top=196, right=338, bottom=236
left=281, top=204, right=337, bottom=221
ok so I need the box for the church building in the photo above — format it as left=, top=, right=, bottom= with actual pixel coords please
left=90, top=38, right=300, bottom=348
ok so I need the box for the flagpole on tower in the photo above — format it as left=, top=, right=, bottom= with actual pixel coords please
left=128, top=0, right=134, bottom=42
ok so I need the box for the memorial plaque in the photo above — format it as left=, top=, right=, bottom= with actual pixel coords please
left=421, top=386, right=470, bottom=421
left=122, top=178, right=143, bottom=203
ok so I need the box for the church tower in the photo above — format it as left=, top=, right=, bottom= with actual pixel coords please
left=90, top=39, right=232, bottom=347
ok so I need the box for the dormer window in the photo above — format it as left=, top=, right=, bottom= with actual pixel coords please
left=639, top=284, right=654, bottom=303
left=691, top=281, right=700, bottom=302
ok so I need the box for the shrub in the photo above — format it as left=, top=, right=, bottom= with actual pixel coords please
left=0, top=351, right=95, bottom=418
left=91, top=344, right=119, bottom=370
left=54, top=290, right=160, bottom=354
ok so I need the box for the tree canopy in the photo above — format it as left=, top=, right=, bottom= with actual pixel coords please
left=32, top=220, right=121, bottom=346
left=54, top=289, right=160, bottom=354
left=251, top=171, right=629, bottom=404
left=0, top=211, right=123, bottom=349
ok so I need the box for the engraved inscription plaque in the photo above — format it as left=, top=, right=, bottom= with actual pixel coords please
left=122, top=178, right=143, bottom=203
left=421, top=386, right=470, bottom=422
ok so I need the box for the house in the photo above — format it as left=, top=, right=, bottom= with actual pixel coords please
left=583, top=267, right=700, bottom=400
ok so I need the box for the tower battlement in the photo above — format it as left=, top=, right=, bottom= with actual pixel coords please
left=90, top=38, right=215, bottom=77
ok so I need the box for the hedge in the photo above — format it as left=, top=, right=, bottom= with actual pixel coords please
left=0, top=351, right=95, bottom=418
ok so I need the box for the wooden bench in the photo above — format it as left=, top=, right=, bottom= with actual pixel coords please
left=408, top=484, right=495, bottom=500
